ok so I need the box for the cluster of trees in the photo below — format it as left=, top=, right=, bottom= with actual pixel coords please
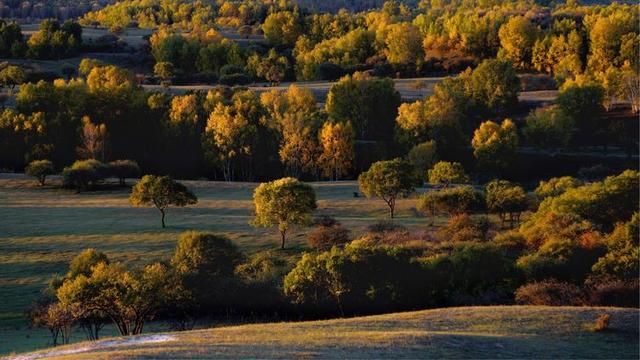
left=0, top=0, right=111, bottom=20
left=33, top=168, right=637, bottom=342
left=79, top=0, right=216, bottom=32
left=0, top=19, right=82, bottom=59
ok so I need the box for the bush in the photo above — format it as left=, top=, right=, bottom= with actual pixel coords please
left=586, top=278, right=639, bottom=308
left=307, top=224, right=351, bottom=251
left=219, top=73, right=250, bottom=86
left=514, top=280, right=584, bottom=306
left=423, top=243, right=521, bottom=304
left=62, top=159, right=107, bottom=191
left=367, top=220, right=406, bottom=233
left=25, top=159, right=54, bottom=186
left=418, top=186, right=484, bottom=219
left=437, top=214, right=491, bottom=243
left=219, top=64, right=245, bottom=76
left=108, top=160, right=140, bottom=186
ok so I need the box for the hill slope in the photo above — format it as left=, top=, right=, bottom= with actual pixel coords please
left=13, top=306, right=639, bottom=359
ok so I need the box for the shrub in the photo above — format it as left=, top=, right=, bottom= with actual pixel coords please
left=62, top=159, right=107, bottom=191
left=423, top=243, right=521, bottom=304
left=25, top=159, right=54, bottom=186
left=514, top=280, right=584, bottom=306
left=307, top=224, right=351, bottom=251
left=367, top=220, right=406, bottom=233
left=108, top=160, right=140, bottom=186
left=437, top=214, right=492, bottom=243
left=418, top=186, right=484, bottom=219
left=586, top=278, right=639, bottom=308
left=219, top=73, right=250, bottom=86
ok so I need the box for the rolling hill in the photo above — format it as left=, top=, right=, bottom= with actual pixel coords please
left=10, top=306, right=639, bottom=359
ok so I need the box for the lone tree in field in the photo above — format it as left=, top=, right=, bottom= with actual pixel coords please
left=130, top=175, right=197, bottom=228
left=25, top=159, right=54, bottom=186
left=358, top=158, right=415, bottom=219
left=252, top=177, right=317, bottom=249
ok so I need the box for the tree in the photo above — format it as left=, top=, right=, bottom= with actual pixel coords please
left=485, top=180, right=528, bottom=228
left=257, top=49, right=290, bottom=86
left=384, top=22, right=424, bottom=66
left=498, top=16, right=539, bottom=69
left=252, top=177, right=317, bottom=249
left=78, top=58, right=104, bottom=77
left=129, top=175, right=198, bottom=228
left=25, top=159, right=54, bottom=186
left=535, top=176, right=583, bottom=199
left=326, top=72, right=400, bottom=141
left=523, top=106, right=574, bottom=150
left=427, top=161, right=469, bottom=188
left=154, top=61, right=174, bottom=84
left=108, top=160, right=140, bottom=186
left=407, top=140, right=437, bottom=181
left=67, top=248, right=109, bottom=279
left=418, top=186, right=483, bottom=220
left=556, top=83, right=604, bottom=144
left=318, top=121, right=355, bottom=181
left=205, top=91, right=260, bottom=181
left=77, top=116, right=108, bottom=162
left=171, top=231, right=243, bottom=309
left=57, top=262, right=174, bottom=336
left=471, top=119, right=518, bottom=174
left=467, top=59, right=520, bottom=114
left=62, top=159, right=107, bottom=191
left=0, top=65, right=25, bottom=90
left=358, top=158, right=414, bottom=219
left=592, top=213, right=639, bottom=280
left=262, top=11, right=302, bottom=46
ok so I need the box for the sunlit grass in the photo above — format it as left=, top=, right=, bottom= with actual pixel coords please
left=22, top=306, right=640, bottom=359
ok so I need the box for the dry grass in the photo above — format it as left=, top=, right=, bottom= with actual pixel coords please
left=17, top=306, right=640, bottom=359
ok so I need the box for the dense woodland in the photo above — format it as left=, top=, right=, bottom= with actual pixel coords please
left=0, top=0, right=637, bottom=349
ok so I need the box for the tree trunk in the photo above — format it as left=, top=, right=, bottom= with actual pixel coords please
left=280, top=230, right=286, bottom=249
left=160, top=208, right=166, bottom=228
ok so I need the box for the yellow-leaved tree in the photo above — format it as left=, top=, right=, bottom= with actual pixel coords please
left=318, top=121, right=355, bottom=181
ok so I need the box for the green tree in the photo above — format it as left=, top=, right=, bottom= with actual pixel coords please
left=129, top=175, right=198, bottom=228
left=108, top=160, right=140, bottom=187
left=467, top=59, right=520, bottom=113
left=358, top=158, right=415, bottom=219
left=485, top=180, right=528, bottom=228
left=57, top=262, right=174, bottom=336
left=556, top=83, right=604, bottom=144
left=592, top=213, right=639, bottom=280
left=252, top=177, right=317, bottom=249
left=523, top=106, right=574, bottom=150
left=427, top=161, right=469, bottom=188
left=384, top=22, right=424, bottom=66
left=471, top=119, right=518, bottom=174
left=25, top=159, right=54, bottom=186
left=67, top=248, right=109, bottom=279
left=407, top=140, right=437, bottom=181
left=418, top=185, right=483, bottom=220
left=171, top=231, right=243, bottom=308
left=535, top=176, right=583, bottom=199
left=326, top=72, right=400, bottom=141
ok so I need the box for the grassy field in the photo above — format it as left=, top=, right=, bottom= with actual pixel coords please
left=12, top=306, right=640, bottom=359
left=0, top=173, right=441, bottom=355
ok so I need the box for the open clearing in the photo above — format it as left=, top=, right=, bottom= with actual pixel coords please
left=0, top=173, right=441, bottom=354
left=10, top=306, right=639, bottom=359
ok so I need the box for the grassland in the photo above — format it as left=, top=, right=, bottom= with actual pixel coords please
left=12, top=306, right=640, bottom=359
left=0, top=173, right=441, bottom=355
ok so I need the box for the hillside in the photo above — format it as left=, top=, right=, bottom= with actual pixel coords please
left=11, top=306, right=640, bottom=359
